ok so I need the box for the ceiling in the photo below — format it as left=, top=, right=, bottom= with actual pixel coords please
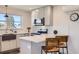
left=9, top=5, right=45, bottom=11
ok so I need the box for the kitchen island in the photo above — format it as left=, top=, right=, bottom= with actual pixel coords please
left=19, top=34, right=55, bottom=54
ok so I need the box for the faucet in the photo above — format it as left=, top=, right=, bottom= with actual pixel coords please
left=10, top=29, right=13, bottom=32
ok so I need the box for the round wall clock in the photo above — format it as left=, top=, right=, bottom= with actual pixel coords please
left=70, top=13, right=79, bottom=22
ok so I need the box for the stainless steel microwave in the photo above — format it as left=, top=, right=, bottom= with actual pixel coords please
left=34, top=17, right=45, bottom=26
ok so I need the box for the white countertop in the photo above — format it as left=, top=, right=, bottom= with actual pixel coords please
left=0, top=32, right=27, bottom=36
left=19, top=34, right=55, bottom=43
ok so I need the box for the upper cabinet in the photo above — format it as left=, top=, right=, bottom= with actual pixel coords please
left=38, top=7, right=45, bottom=18
left=44, top=6, right=53, bottom=26
left=31, top=6, right=53, bottom=26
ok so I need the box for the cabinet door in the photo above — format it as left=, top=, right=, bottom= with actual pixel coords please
left=38, top=8, right=45, bottom=18
left=16, top=36, right=20, bottom=48
left=9, top=40, right=17, bottom=49
left=1, top=40, right=17, bottom=51
left=16, top=34, right=25, bottom=48
left=44, top=6, right=53, bottom=26
left=31, top=9, right=39, bottom=25
left=1, top=41, right=10, bottom=51
left=0, top=37, right=2, bottom=51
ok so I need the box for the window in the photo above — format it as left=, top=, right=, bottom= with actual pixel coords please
left=13, top=16, right=21, bottom=29
left=0, top=14, right=21, bottom=29
left=0, top=14, right=6, bottom=29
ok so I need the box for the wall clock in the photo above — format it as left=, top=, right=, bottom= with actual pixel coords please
left=70, top=13, right=79, bottom=22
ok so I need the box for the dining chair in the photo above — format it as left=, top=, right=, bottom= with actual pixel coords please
left=56, top=36, right=68, bottom=54
left=41, top=38, right=59, bottom=54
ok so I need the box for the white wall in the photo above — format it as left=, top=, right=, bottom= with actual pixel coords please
left=0, top=6, right=31, bottom=34
left=53, top=5, right=79, bottom=54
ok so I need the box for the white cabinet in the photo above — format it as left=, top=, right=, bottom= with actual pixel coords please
left=1, top=40, right=10, bottom=51
left=38, top=7, right=45, bottom=18
left=31, top=10, right=38, bottom=26
left=32, top=9, right=39, bottom=19
left=9, top=40, right=17, bottom=49
left=0, top=34, right=26, bottom=52
left=31, top=7, right=45, bottom=26
left=1, top=40, right=17, bottom=51
left=32, top=8, right=45, bottom=18
left=44, top=6, right=53, bottom=26
left=31, top=6, right=53, bottom=26
left=16, top=34, right=27, bottom=48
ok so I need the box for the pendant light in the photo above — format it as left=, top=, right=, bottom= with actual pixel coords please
left=4, top=5, right=8, bottom=17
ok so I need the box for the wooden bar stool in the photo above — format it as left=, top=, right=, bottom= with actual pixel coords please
left=56, top=36, right=68, bottom=54
left=41, top=38, right=59, bottom=54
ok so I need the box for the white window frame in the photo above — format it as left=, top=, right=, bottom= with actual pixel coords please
left=0, top=13, right=22, bottom=30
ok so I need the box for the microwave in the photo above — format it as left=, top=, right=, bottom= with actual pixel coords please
left=34, top=17, right=45, bottom=26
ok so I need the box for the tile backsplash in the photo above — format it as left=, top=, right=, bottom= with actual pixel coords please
left=31, top=26, right=53, bottom=34
left=0, top=26, right=53, bottom=34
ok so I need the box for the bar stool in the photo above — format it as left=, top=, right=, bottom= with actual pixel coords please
left=56, top=36, right=68, bottom=54
left=41, top=38, right=59, bottom=54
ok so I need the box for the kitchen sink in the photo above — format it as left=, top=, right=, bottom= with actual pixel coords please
left=2, top=34, right=16, bottom=41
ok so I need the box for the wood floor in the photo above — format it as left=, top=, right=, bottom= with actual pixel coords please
left=0, top=48, right=20, bottom=54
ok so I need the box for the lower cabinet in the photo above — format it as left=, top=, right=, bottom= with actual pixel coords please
left=9, top=40, right=17, bottom=50
left=16, top=34, right=27, bottom=48
left=0, top=34, right=26, bottom=52
left=1, top=40, right=17, bottom=51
